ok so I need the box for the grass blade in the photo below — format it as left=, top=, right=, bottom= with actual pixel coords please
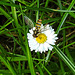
left=53, top=45, right=75, bottom=74
left=56, top=0, right=75, bottom=34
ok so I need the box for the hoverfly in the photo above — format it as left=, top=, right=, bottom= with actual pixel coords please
left=24, top=16, right=45, bottom=38
left=32, top=19, right=42, bottom=38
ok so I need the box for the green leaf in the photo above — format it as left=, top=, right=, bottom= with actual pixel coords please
left=56, top=0, right=75, bottom=34
left=53, top=45, right=75, bottom=74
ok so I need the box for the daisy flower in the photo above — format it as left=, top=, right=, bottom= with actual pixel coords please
left=27, top=24, right=58, bottom=53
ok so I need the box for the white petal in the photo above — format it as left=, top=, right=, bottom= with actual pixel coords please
left=41, top=44, right=45, bottom=53
left=29, top=29, right=33, bottom=34
left=44, top=42, right=50, bottom=51
left=53, top=34, right=57, bottom=37
left=49, top=26, right=52, bottom=29
left=33, top=27, right=36, bottom=30
left=27, top=33, right=33, bottom=39
left=44, top=30, right=51, bottom=36
left=29, top=39, right=37, bottom=47
left=35, top=47, right=39, bottom=52
left=46, top=38, right=55, bottom=45
left=50, top=31, right=55, bottom=35
left=44, top=42, right=48, bottom=51
left=38, top=44, right=44, bottom=53
left=45, top=24, right=49, bottom=29
left=45, top=42, right=53, bottom=50
left=41, top=24, right=43, bottom=27
left=32, top=43, right=39, bottom=50
left=50, top=26, right=54, bottom=31
left=53, top=37, right=58, bottom=40
left=30, top=47, right=34, bottom=51
left=48, top=45, right=53, bottom=50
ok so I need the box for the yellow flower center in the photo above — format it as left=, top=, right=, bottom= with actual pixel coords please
left=36, top=33, right=47, bottom=44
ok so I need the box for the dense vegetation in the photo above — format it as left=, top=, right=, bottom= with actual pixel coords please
left=0, top=0, right=75, bottom=75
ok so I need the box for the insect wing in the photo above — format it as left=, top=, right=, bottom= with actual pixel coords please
left=24, top=16, right=34, bottom=28
left=40, top=24, right=49, bottom=32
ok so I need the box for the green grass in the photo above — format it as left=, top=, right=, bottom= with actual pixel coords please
left=0, top=0, right=75, bottom=75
